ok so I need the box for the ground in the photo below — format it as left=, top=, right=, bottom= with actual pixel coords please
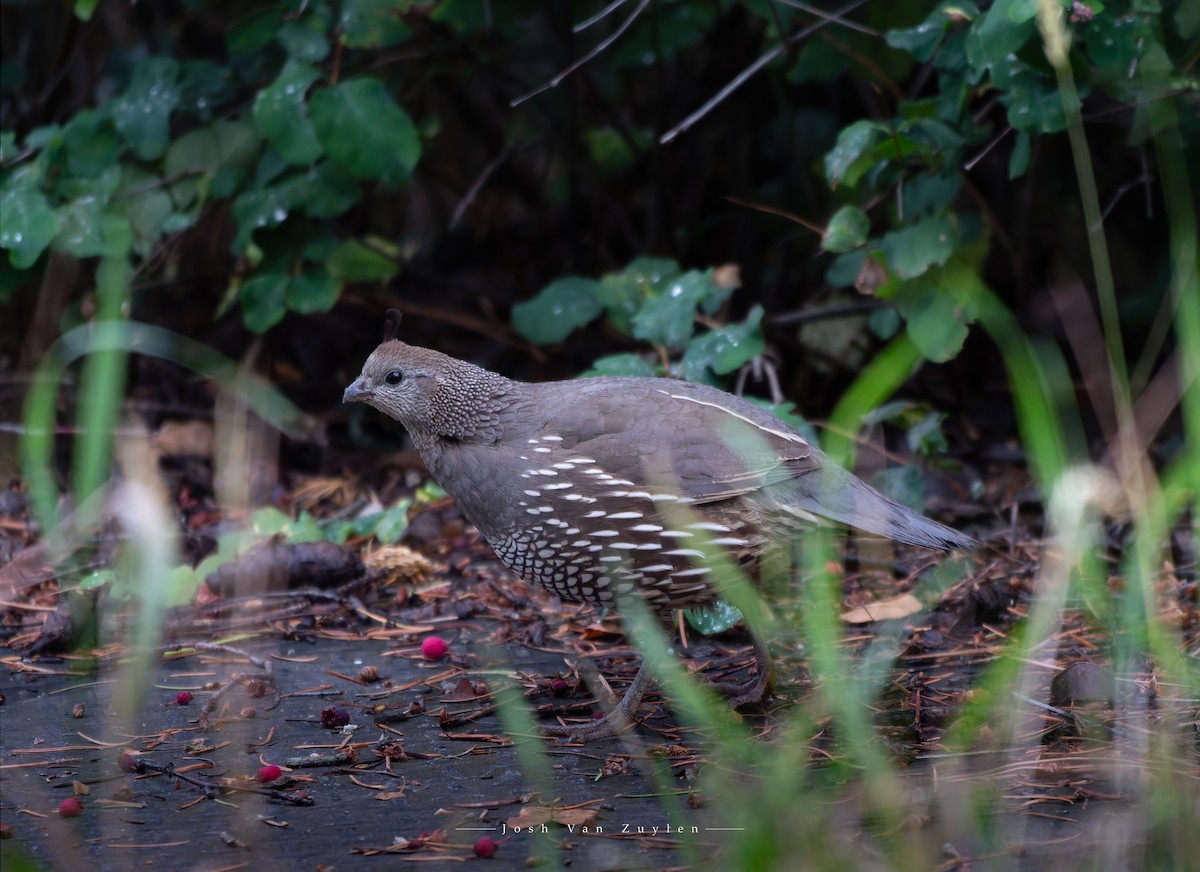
left=1, top=458, right=1196, bottom=871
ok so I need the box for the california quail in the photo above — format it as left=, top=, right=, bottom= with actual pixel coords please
left=344, top=311, right=975, bottom=741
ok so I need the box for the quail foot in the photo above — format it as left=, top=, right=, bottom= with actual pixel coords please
left=344, top=311, right=975, bottom=741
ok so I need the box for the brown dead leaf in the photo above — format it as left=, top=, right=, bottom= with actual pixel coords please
left=506, top=805, right=599, bottom=829
left=442, top=677, right=485, bottom=702
left=374, top=790, right=409, bottom=801
left=366, top=545, right=434, bottom=583
left=841, top=593, right=924, bottom=624
left=712, top=263, right=741, bottom=289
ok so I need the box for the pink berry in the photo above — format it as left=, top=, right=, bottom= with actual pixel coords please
left=421, top=636, right=448, bottom=660
left=474, top=836, right=498, bottom=858
left=117, top=750, right=140, bottom=772
left=175, top=691, right=193, bottom=705
left=321, top=706, right=350, bottom=728
left=58, top=798, right=83, bottom=817
left=258, top=764, right=282, bottom=783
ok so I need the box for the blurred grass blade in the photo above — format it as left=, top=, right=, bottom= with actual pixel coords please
left=22, top=320, right=313, bottom=534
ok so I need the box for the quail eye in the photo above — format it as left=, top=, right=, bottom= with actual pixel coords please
left=385, top=370, right=403, bottom=385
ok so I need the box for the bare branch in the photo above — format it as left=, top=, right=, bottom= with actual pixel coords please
left=574, top=0, right=631, bottom=33
left=660, top=0, right=871, bottom=144
left=511, top=0, right=651, bottom=108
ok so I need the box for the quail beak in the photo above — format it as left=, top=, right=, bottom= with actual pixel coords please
left=342, top=376, right=374, bottom=404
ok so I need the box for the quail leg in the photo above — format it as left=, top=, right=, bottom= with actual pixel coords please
left=543, top=661, right=655, bottom=742
left=543, top=637, right=772, bottom=742
left=713, top=635, right=773, bottom=708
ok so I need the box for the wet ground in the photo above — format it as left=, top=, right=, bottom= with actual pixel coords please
left=3, top=501, right=1196, bottom=871
left=2, top=636, right=729, bottom=871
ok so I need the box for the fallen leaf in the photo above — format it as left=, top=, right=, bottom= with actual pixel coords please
left=506, top=805, right=599, bottom=829
left=840, top=593, right=924, bottom=624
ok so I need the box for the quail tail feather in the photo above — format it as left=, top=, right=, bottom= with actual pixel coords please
left=770, top=458, right=976, bottom=552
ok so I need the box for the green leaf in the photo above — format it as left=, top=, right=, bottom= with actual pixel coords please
left=165, top=127, right=220, bottom=209
left=62, top=108, right=124, bottom=177
left=111, top=56, right=181, bottom=160
left=582, top=353, right=659, bottom=378
left=310, top=77, right=421, bottom=182
left=681, top=306, right=765, bottom=382
left=895, top=258, right=983, bottom=362
left=326, top=239, right=399, bottom=282
left=787, top=38, right=851, bottom=85
left=58, top=163, right=122, bottom=201
left=24, top=124, right=62, bottom=150
left=339, top=0, right=413, bottom=49
left=1176, top=0, right=1200, bottom=39
left=823, top=205, right=871, bottom=253
left=258, top=506, right=301, bottom=536
left=905, top=172, right=963, bottom=217
left=241, top=273, right=290, bottom=332
left=177, top=59, right=233, bottom=118
left=584, top=127, right=640, bottom=175
left=868, top=304, right=902, bottom=340
left=881, top=216, right=956, bottom=279
left=512, top=276, right=603, bottom=344
left=824, top=119, right=887, bottom=188
left=285, top=270, right=341, bottom=314
left=294, top=160, right=361, bottom=217
left=685, top=599, right=743, bottom=635
left=887, top=6, right=960, bottom=62
left=630, top=270, right=708, bottom=348
left=164, top=565, right=203, bottom=607
left=253, top=60, right=323, bottom=166
left=231, top=186, right=296, bottom=254
left=323, top=500, right=411, bottom=544
left=826, top=250, right=866, bottom=288
left=114, top=168, right=175, bottom=257
left=167, top=120, right=262, bottom=207
left=52, top=196, right=108, bottom=259
left=595, top=256, right=682, bottom=334
left=0, top=189, right=58, bottom=268
left=209, top=120, right=263, bottom=198
left=1002, top=66, right=1071, bottom=134
left=278, top=20, right=331, bottom=62
left=965, top=0, right=1037, bottom=74
left=372, top=502, right=410, bottom=545
left=80, top=569, right=119, bottom=591
left=73, top=0, right=100, bottom=21
left=228, top=8, right=281, bottom=55
left=908, top=411, right=949, bottom=457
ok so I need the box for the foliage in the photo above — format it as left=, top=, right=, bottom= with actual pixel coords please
left=514, top=257, right=764, bottom=385
left=2, top=1, right=425, bottom=331
left=2, top=0, right=1193, bottom=363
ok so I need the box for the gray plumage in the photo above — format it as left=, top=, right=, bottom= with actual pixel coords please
left=344, top=330, right=977, bottom=741
left=343, top=338, right=975, bottom=623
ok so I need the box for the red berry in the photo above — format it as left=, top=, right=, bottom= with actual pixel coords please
left=258, top=764, right=283, bottom=783
left=58, top=798, right=83, bottom=817
left=550, top=679, right=569, bottom=696
left=421, top=636, right=448, bottom=661
left=175, top=691, right=194, bottom=705
left=474, top=836, right=498, bottom=858
left=321, top=706, right=350, bottom=728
